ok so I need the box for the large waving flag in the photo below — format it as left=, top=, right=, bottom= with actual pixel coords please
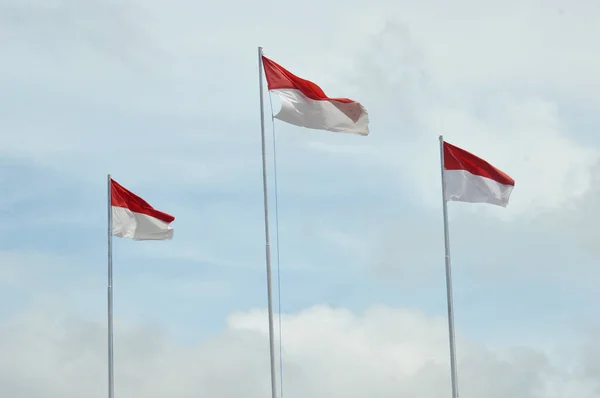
left=262, top=55, right=369, bottom=135
left=110, top=178, right=175, bottom=240
left=442, top=140, right=515, bottom=207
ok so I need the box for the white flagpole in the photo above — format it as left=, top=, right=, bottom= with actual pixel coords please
left=107, top=174, right=115, bottom=398
left=438, top=135, right=459, bottom=398
left=258, top=46, right=278, bottom=398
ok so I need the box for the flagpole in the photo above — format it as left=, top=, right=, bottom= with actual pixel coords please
left=107, top=173, right=115, bottom=398
left=438, top=135, right=459, bottom=398
left=258, top=46, right=278, bottom=398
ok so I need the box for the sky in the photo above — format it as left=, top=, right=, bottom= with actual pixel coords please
left=1, top=0, right=600, bottom=397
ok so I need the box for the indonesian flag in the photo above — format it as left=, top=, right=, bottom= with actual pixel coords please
left=262, top=55, right=369, bottom=135
left=110, top=179, right=175, bottom=240
left=443, top=141, right=515, bottom=207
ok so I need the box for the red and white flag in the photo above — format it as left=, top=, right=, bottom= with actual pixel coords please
left=110, top=179, right=175, bottom=240
left=443, top=141, right=515, bottom=207
left=262, top=56, right=369, bottom=135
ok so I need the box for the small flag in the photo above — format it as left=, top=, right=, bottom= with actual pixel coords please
left=262, top=55, right=369, bottom=135
left=110, top=179, right=175, bottom=240
left=443, top=141, right=515, bottom=207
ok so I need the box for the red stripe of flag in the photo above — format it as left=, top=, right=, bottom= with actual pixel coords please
left=443, top=141, right=514, bottom=186
left=110, top=179, right=175, bottom=223
left=262, top=56, right=355, bottom=104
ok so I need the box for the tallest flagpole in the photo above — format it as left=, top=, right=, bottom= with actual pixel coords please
left=438, top=135, right=459, bottom=398
left=258, top=46, right=279, bottom=398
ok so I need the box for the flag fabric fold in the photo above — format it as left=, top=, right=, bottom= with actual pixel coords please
left=110, top=179, right=174, bottom=240
left=261, top=55, right=369, bottom=135
left=443, top=141, right=515, bottom=207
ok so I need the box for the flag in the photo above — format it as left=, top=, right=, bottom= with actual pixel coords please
left=110, top=179, right=175, bottom=240
left=443, top=141, right=515, bottom=207
left=262, top=55, right=369, bottom=135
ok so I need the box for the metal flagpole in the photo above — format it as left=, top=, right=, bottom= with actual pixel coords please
left=438, top=135, right=459, bottom=398
left=107, top=173, right=115, bottom=398
left=258, top=46, right=278, bottom=398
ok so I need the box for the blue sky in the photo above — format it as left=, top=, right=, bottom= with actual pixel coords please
left=1, top=0, right=600, bottom=397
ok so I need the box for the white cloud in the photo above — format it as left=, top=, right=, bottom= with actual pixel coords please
left=0, top=304, right=597, bottom=398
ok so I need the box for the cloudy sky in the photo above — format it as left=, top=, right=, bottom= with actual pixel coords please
left=1, top=0, right=600, bottom=397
